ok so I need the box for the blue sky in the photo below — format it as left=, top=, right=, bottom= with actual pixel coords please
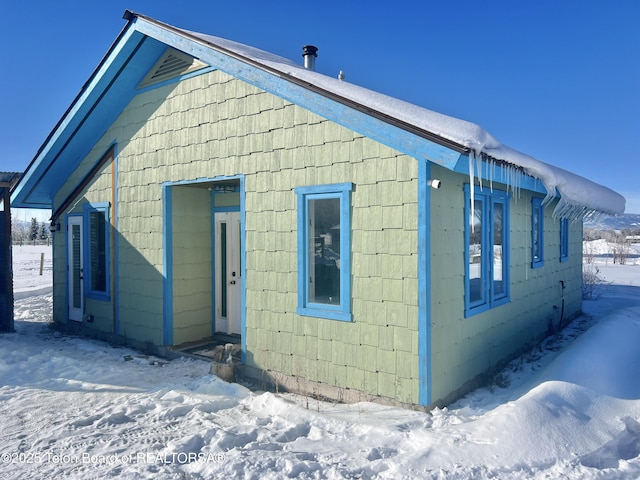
left=2, top=0, right=639, bottom=217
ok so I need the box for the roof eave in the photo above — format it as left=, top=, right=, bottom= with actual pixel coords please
left=11, top=16, right=148, bottom=209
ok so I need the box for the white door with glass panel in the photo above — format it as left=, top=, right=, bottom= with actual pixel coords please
left=214, top=211, right=241, bottom=335
left=67, top=216, right=84, bottom=321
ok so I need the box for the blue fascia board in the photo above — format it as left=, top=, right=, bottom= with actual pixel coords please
left=11, top=30, right=166, bottom=209
left=13, top=15, right=465, bottom=211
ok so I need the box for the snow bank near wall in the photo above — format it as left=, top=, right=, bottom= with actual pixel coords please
left=186, top=29, right=625, bottom=218
left=3, top=248, right=640, bottom=478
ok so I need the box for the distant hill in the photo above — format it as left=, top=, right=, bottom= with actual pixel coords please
left=585, top=213, right=640, bottom=231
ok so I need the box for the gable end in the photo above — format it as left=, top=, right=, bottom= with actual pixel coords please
left=138, top=47, right=208, bottom=88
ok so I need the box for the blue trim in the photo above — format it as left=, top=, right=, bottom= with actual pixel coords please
left=418, top=160, right=431, bottom=406
left=464, top=188, right=487, bottom=312
left=212, top=206, right=241, bottom=213
left=210, top=190, right=216, bottom=336
left=531, top=197, right=545, bottom=268
left=162, top=184, right=173, bottom=345
left=295, top=183, right=353, bottom=322
left=11, top=28, right=154, bottom=209
left=559, top=218, right=569, bottom=263
left=83, top=202, right=111, bottom=302
left=464, top=185, right=511, bottom=317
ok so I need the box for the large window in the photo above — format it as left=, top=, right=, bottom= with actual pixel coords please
left=295, top=183, right=352, bottom=321
left=559, top=218, right=569, bottom=262
left=464, top=186, right=510, bottom=317
left=531, top=197, right=544, bottom=268
left=84, top=203, right=110, bottom=300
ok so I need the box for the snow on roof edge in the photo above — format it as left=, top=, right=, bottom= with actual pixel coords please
left=180, top=28, right=625, bottom=218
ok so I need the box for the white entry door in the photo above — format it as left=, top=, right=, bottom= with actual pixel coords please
left=67, top=216, right=84, bottom=322
left=214, top=211, right=241, bottom=335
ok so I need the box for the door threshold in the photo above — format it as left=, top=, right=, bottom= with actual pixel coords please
left=172, top=334, right=241, bottom=360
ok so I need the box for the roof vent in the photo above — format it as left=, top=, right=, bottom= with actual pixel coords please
left=138, top=48, right=208, bottom=89
left=302, top=45, right=318, bottom=71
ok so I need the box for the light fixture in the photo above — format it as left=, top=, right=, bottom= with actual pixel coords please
left=427, top=179, right=442, bottom=189
left=49, top=220, right=60, bottom=233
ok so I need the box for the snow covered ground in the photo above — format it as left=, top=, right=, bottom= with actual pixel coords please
left=2, top=245, right=639, bottom=479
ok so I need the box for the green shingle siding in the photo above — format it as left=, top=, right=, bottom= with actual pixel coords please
left=50, top=63, right=584, bottom=407
left=427, top=165, right=583, bottom=403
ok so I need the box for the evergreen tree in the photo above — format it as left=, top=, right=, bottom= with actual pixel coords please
left=30, top=218, right=39, bottom=241
left=39, top=222, right=49, bottom=241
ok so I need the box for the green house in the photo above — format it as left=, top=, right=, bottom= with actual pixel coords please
left=11, top=11, right=624, bottom=408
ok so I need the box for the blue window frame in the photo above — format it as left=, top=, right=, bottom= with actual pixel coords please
left=464, top=186, right=510, bottom=317
left=295, top=183, right=352, bottom=322
left=531, top=197, right=544, bottom=268
left=84, top=203, right=110, bottom=300
left=559, top=218, right=569, bottom=262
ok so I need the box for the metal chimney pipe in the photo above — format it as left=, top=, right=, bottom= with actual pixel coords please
left=302, top=45, right=318, bottom=71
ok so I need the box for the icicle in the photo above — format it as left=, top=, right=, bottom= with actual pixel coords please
left=475, top=150, right=483, bottom=191
left=469, top=152, right=475, bottom=234
left=489, top=157, right=495, bottom=192
left=551, top=196, right=608, bottom=223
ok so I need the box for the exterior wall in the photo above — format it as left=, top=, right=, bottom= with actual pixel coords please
left=53, top=70, right=422, bottom=404
left=429, top=164, right=583, bottom=403
left=50, top=65, right=585, bottom=407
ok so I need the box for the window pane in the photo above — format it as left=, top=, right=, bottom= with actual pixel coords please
left=89, top=211, right=106, bottom=292
left=220, top=222, right=227, bottom=318
left=469, top=199, right=483, bottom=304
left=493, top=202, right=505, bottom=296
left=560, top=219, right=569, bottom=260
left=308, top=198, right=340, bottom=305
left=72, top=224, right=82, bottom=308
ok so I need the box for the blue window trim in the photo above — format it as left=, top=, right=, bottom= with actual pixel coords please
left=295, top=183, right=353, bottom=322
left=83, top=202, right=111, bottom=301
left=559, top=218, right=569, bottom=263
left=464, top=185, right=510, bottom=317
left=531, top=197, right=545, bottom=268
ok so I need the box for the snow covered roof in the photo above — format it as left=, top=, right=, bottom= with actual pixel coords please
left=177, top=25, right=625, bottom=219
left=11, top=11, right=625, bottom=220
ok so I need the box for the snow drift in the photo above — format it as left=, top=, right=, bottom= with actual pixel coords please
left=2, top=246, right=640, bottom=478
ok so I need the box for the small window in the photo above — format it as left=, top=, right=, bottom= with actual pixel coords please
left=295, top=183, right=352, bottom=322
left=532, top=198, right=544, bottom=268
left=559, top=218, right=569, bottom=262
left=84, top=203, right=110, bottom=300
left=464, top=185, right=510, bottom=317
